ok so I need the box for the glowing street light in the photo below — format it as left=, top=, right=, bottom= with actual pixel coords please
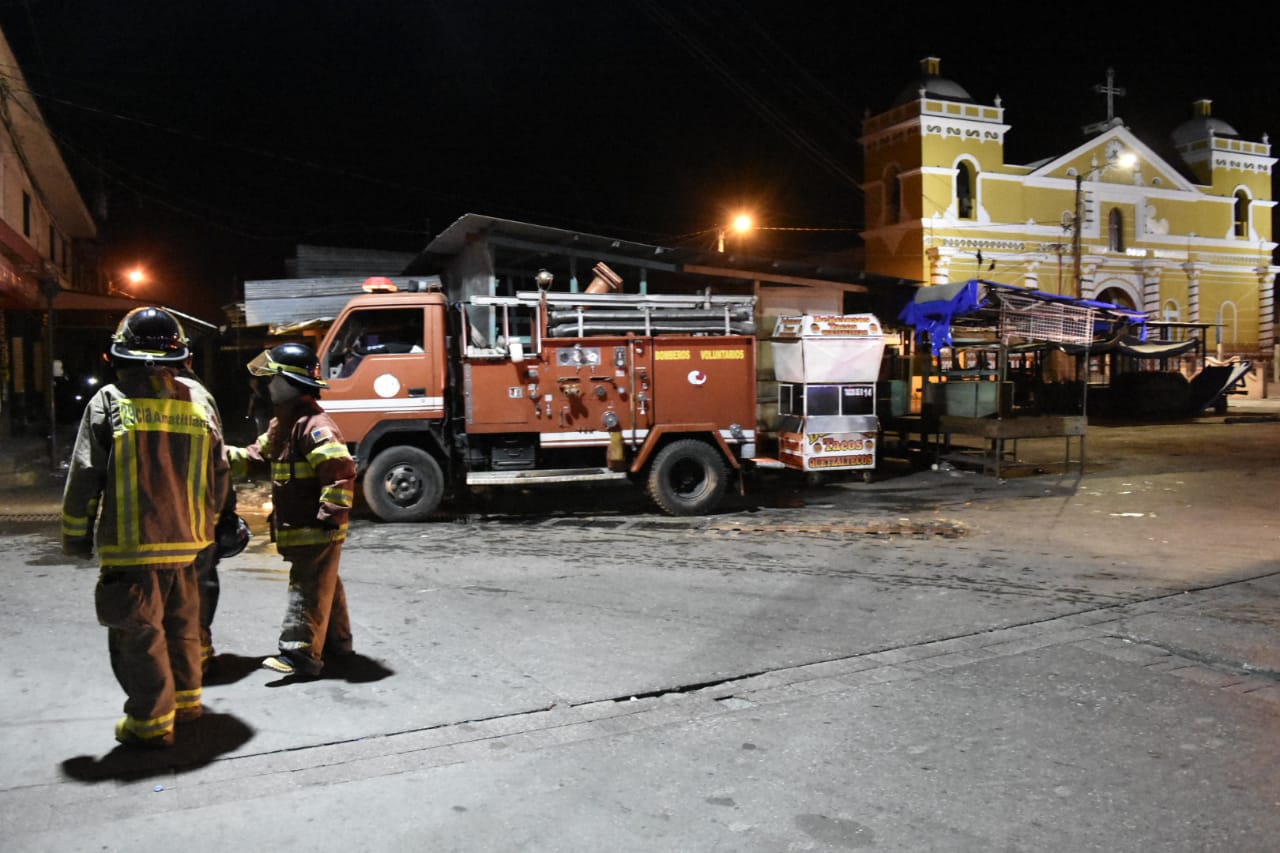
left=110, top=266, right=148, bottom=298
left=717, top=213, right=754, bottom=252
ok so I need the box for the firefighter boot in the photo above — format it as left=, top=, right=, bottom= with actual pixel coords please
left=114, top=716, right=175, bottom=749
left=261, top=653, right=321, bottom=677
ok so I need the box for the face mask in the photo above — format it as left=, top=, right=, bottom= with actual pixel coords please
left=268, top=374, right=303, bottom=404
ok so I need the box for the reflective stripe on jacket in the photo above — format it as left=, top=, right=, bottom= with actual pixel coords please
left=226, top=398, right=355, bottom=552
left=62, top=370, right=229, bottom=567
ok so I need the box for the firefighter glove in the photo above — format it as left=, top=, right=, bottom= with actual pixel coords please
left=62, top=537, right=94, bottom=560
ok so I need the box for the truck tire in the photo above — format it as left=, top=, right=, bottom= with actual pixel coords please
left=362, top=446, right=444, bottom=522
left=646, top=438, right=729, bottom=516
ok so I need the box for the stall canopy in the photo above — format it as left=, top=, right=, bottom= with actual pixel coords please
left=898, top=279, right=1151, bottom=354
left=1059, top=335, right=1198, bottom=358
left=896, top=280, right=985, bottom=352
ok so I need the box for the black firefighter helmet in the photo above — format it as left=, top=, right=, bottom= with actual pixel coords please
left=214, top=512, right=251, bottom=559
left=247, top=342, right=327, bottom=391
left=109, top=306, right=190, bottom=364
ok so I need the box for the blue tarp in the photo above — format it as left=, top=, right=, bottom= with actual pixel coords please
left=897, top=279, right=1150, bottom=355
left=897, top=280, right=987, bottom=354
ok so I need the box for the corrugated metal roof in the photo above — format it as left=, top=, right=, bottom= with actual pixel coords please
left=415, top=213, right=919, bottom=289
left=242, top=276, right=440, bottom=327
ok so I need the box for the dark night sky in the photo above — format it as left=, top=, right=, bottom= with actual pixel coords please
left=0, top=2, right=1274, bottom=321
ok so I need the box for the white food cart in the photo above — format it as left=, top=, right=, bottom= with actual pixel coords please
left=770, top=314, right=886, bottom=472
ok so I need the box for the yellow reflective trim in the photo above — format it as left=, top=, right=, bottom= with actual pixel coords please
left=309, top=440, right=349, bottom=458
left=227, top=446, right=250, bottom=479
left=175, top=688, right=202, bottom=709
left=319, top=487, right=353, bottom=506
left=113, top=416, right=140, bottom=549
left=62, top=514, right=90, bottom=537
left=308, top=451, right=350, bottom=467
left=125, top=710, right=176, bottom=738
left=276, top=526, right=346, bottom=548
left=270, top=462, right=315, bottom=480
left=186, top=428, right=210, bottom=539
left=99, top=540, right=209, bottom=567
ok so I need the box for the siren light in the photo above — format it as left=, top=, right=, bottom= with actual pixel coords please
left=362, top=276, right=398, bottom=293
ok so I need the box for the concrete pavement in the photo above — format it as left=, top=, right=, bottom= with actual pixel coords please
left=1, top=399, right=1278, bottom=851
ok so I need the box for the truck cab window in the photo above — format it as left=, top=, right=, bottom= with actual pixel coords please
left=326, top=308, right=424, bottom=378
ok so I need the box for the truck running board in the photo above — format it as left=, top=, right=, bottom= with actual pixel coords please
left=466, top=468, right=631, bottom=487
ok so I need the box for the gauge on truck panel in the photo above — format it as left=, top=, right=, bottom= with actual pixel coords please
left=557, top=346, right=602, bottom=367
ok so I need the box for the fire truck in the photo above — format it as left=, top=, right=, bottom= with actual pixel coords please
left=312, top=272, right=759, bottom=521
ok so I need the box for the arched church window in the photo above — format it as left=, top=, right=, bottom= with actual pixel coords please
left=956, top=162, right=975, bottom=220
left=1108, top=208, right=1124, bottom=253
left=1234, top=190, right=1250, bottom=238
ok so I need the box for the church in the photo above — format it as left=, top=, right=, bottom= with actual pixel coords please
left=860, top=57, right=1277, bottom=367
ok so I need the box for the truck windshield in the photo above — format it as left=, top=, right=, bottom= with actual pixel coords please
left=325, top=308, right=424, bottom=379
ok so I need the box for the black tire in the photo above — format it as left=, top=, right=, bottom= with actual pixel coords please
left=646, top=438, right=729, bottom=516
left=361, top=446, right=444, bottom=522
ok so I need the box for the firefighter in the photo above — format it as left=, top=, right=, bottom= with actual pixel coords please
left=178, top=353, right=250, bottom=669
left=62, top=306, right=229, bottom=748
left=226, top=343, right=356, bottom=677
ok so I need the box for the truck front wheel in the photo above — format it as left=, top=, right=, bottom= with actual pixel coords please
left=362, top=446, right=444, bottom=522
left=646, top=438, right=729, bottom=516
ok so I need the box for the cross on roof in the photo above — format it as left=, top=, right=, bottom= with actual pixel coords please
left=1082, top=67, right=1126, bottom=135
left=1093, top=67, right=1126, bottom=121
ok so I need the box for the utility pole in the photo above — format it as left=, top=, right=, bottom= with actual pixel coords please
left=1072, top=174, right=1084, bottom=298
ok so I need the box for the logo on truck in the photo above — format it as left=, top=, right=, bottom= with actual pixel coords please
left=373, top=374, right=401, bottom=398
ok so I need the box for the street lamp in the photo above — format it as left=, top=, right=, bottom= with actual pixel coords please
left=717, top=214, right=753, bottom=253
left=109, top=266, right=147, bottom=298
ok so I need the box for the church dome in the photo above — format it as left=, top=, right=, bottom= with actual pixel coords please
left=893, top=57, right=973, bottom=106
left=1172, top=99, right=1238, bottom=147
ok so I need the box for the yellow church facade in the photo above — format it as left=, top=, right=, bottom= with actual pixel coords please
left=860, top=58, right=1277, bottom=365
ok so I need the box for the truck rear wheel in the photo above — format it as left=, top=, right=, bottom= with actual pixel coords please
left=362, top=446, right=444, bottom=522
left=646, top=438, right=728, bottom=516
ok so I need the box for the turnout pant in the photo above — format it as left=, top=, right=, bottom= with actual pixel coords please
left=193, top=542, right=221, bottom=663
left=278, top=542, right=351, bottom=675
left=95, top=564, right=202, bottom=739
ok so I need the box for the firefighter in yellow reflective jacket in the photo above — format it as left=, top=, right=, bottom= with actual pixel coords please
left=62, top=307, right=229, bottom=749
left=227, top=343, right=356, bottom=677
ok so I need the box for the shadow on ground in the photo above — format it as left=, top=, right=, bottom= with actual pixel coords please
left=60, top=713, right=254, bottom=783
left=264, top=653, right=394, bottom=688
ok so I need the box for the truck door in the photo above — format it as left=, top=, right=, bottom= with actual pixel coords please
left=318, top=305, right=445, bottom=440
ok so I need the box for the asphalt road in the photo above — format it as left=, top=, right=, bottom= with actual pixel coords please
left=1, top=411, right=1278, bottom=851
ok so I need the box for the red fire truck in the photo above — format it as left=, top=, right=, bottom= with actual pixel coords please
left=312, top=275, right=759, bottom=521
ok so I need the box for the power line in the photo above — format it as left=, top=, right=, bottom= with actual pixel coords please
left=635, top=1, right=863, bottom=194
